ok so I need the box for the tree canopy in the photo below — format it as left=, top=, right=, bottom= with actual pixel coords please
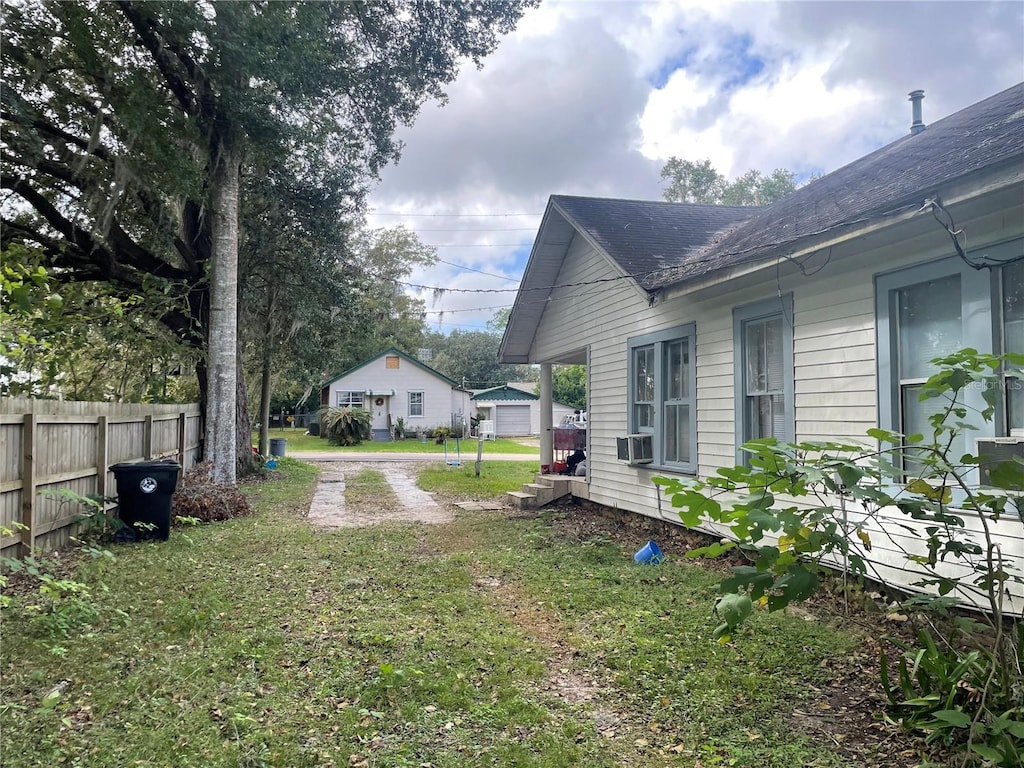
left=660, top=157, right=798, bottom=206
left=551, top=364, right=587, bottom=410
left=2, top=0, right=537, bottom=480
left=422, top=329, right=530, bottom=389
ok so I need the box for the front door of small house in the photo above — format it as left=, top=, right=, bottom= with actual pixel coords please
left=371, top=396, right=390, bottom=432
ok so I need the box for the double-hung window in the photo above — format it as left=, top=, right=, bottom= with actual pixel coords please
left=875, top=248, right=1024, bottom=475
left=408, top=391, right=424, bottom=418
left=734, top=296, right=795, bottom=461
left=626, top=323, right=696, bottom=472
left=337, top=391, right=364, bottom=409
left=1001, top=261, right=1024, bottom=435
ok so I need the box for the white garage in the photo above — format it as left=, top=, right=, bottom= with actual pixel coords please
left=471, top=384, right=577, bottom=437
left=495, top=404, right=531, bottom=436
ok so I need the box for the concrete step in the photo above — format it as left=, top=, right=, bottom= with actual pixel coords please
left=522, top=482, right=556, bottom=505
left=538, top=475, right=572, bottom=494
left=505, top=490, right=538, bottom=510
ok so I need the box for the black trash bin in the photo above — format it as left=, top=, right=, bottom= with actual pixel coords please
left=269, top=438, right=287, bottom=457
left=109, top=460, right=181, bottom=541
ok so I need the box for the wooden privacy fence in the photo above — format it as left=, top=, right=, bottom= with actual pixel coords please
left=0, top=398, right=202, bottom=559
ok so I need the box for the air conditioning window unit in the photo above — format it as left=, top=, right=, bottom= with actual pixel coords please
left=976, top=438, right=1024, bottom=486
left=617, top=434, right=654, bottom=465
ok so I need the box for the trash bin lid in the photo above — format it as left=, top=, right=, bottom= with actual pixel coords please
left=109, top=460, right=182, bottom=472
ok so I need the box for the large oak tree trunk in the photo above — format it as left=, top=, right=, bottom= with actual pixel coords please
left=206, top=143, right=240, bottom=485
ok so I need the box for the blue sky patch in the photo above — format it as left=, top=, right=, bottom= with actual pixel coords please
left=722, top=34, right=765, bottom=90
left=648, top=46, right=694, bottom=89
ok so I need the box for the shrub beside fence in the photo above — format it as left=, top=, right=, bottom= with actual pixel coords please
left=0, top=398, right=202, bottom=559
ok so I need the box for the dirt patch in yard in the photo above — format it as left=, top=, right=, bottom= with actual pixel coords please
left=467, top=565, right=639, bottom=749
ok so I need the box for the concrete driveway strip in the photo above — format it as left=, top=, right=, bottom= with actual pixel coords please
left=304, top=460, right=455, bottom=528
left=289, top=451, right=538, bottom=462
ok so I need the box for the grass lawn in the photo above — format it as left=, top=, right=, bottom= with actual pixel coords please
left=256, top=428, right=536, bottom=455
left=1, top=459, right=926, bottom=767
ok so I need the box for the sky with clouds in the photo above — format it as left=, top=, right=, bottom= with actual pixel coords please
left=366, top=0, right=1024, bottom=334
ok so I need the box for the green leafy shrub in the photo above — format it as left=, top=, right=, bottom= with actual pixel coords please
left=655, top=350, right=1024, bottom=764
left=1, top=523, right=118, bottom=644
left=320, top=406, right=370, bottom=445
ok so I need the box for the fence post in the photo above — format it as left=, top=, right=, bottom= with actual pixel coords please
left=177, top=411, right=187, bottom=467
left=143, top=414, right=153, bottom=460
left=96, top=415, right=108, bottom=500
left=20, top=413, right=36, bottom=557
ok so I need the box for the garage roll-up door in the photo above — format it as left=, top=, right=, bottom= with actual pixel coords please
left=495, top=404, right=531, bottom=436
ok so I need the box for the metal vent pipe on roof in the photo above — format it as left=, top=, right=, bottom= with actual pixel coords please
left=909, top=89, right=926, bottom=135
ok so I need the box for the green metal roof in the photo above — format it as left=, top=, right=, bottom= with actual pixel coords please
left=470, top=385, right=539, bottom=402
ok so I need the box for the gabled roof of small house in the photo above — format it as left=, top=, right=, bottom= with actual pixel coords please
left=320, top=347, right=462, bottom=390
left=470, top=384, right=539, bottom=402
left=548, top=196, right=755, bottom=291
left=497, top=197, right=753, bottom=363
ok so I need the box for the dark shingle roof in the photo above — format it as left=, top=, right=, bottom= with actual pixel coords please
left=655, top=82, right=1024, bottom=288
left=549, top=196, right=755, bottom=290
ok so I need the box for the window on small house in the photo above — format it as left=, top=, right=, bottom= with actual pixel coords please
left=896, top=274, right=965, bottom=474
left=386, top=355, right=400, bottom=369
left=734, top=296, right=794, bottom=460
left=627, top=324, right=696, bottom=471
left=633, top=345, right=655, bottom=430
left=409, top=391, right=424, bottom=417
left=337, top=391, right=364, bottom=409
left=663, top=338, right=692, bottom=464
left=875, top=253, right=1021, bottom=476
left=1002, top=261, right=1024, bottom=435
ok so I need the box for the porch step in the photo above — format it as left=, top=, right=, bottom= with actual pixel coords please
left=506, top=490, right=538, bottom=510
left=504, top=474, right=578, bottom=510
left=523, top=482, right=556, bottom=506
left=371, top=429, right=391, bottom=442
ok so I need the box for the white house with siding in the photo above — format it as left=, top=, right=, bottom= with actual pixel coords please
left=499, top=84, right=1024, bottom=613
left=320, top=348, right=470, bottom=440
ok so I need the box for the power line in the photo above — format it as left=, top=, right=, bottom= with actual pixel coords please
left=369, top=211, right=540, bottom=217
left=434, top=257, right=517, bottom=282
left=401, top=227, right=537, bottom=232
left=424, top=243, right=529, bottom=247
left=401, top=200, right=927, bottom=296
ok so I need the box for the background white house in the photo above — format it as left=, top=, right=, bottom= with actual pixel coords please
left=319, top=348, right=470, bottom=440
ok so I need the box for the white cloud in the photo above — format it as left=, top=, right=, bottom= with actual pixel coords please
left=367, top=0, right=1024, bottom=333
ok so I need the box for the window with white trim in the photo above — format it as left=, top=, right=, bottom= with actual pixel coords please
left=336, top=391, right=364, bottom=409
left=875, top=245, right=1024, bottom=474
left=408, top=391, right=424, bottom=418
left=1001, top=260, right=1024, bottom=435
left=627, top=324, right=696, bottom=471
left=734, top=296, right=795, bottom=460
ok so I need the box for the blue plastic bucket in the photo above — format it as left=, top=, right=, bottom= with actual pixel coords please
left=634, top=540, right=664, bottom=565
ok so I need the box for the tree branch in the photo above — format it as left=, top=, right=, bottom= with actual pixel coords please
left=115, top=1, right=198, bottom=116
